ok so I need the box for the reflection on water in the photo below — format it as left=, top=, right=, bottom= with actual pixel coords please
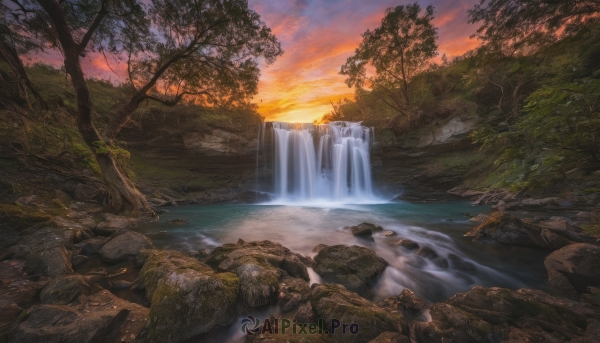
left=136, top=201, right=550, bottom=304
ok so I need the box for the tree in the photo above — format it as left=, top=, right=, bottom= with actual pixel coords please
left=103, top=0, right=283, bottom=139
left=469, top=0, right=600, bottom=56
left=5, top=0, right=282, bottom=213
left=340, top=3, right=437, bottom=123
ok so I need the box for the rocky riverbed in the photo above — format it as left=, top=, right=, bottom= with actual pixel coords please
left=1, top=195, right=600, bottom=343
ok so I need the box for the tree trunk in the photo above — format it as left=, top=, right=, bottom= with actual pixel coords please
left=37, top=0, right=152, bottom=214
left=102, top=94, right=145, bottom=140
left=0, top=40, right=48, bottom=111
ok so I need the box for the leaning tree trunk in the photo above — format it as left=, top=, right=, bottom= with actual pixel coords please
left=37, top=0, right=152, bottom=214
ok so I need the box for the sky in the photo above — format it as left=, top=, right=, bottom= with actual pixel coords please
left=24, top=0, right=481, bottom=123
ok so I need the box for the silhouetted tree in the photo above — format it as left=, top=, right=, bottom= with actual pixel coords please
left=340, top=3, right=437, bottom=123
left=469, top=0, right=600, bottom=56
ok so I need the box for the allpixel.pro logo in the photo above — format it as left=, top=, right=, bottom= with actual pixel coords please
left=241, top=316, right=261, bottom=335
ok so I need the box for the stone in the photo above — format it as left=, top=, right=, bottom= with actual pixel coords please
left=39, top=275, right=102, bottom=305
left=378, top=289, right=429, bottom=317
left=395, top=239, right=419, bottom=250
left=382, top=231, right=397, bottom=237
left=350, top=222, right=383, bottom=237
left=99, top=231, right=153, bottom=263
left=278, top=276, right=311, bottom=312
left=205, top=240, right=311, bottom=308
left=468, top=214, right=488, bottom=223
left=7, top=227, right=77, bottom=259
left=25, top=246, right=73, bottom=277
left=310, top=284, right=405, bottom=343
left=80, top=237, right=107, bottom=255
left=0, top=260, right=25, bottom=285
left=544, top=243, right=600, bottom=298
left=312, top=244, right=328, bottom=253
left=410, top=286, right=591, bottom=342
left=447, top=254, right=476, bottom=273
left=135, top=252, right=239, bottom=343
left=416, top=247, right=448, bottom=268
left=0, top=279, right=47, bottom=307
left=465, top=212, right=540, bottom=246
left=9, top=289, right=148, bottom=343
left=111, top=280, right=132, bottom=289
left=294, top=301, right=315, bottom=323
left=314, top=245, right=388, bottom=297
left=94, top=214, right=132, bottom=236
left=72, top=255, right=89, bottom=267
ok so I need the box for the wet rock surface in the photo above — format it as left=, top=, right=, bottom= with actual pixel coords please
left=134, top=249, right=239, bottom=343
left=544, top=243, right=600, bottom=298
left=465, top=212, right=595, bottom=249
left=410, top=286, right=599, bottom=343
left=99, top=231, right=153, bottom=263
left=313, top=245, right=388, bottom=297
left=310, top=283, right=407, bottom=343
left=350, top=222, right=384, bottom=237
left=205, top=239, right=312, bottom=308
left=378, top=289, right=430, bottom=319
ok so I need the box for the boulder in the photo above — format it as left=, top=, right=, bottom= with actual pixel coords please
left=410, top=286, right=592, bottom=343
left=99, top=232, right=153, bottom=263
left=0, top=279, right=47, bottom=307
left=394, top=239, right=419, bottom=250
left=39, top=275, right=102, bottom=305
left=350, top=222, right=383, bottom=237
left=278, top=276, right=311, bottom=312
left=468, top=214, right=488, bottom=223
left=465, top=212, right=540, bottom=246
left=544, top=243, right=600, bottom=298
left=314, top=245, right=388, bottom=297
left=416, top=247, right=448, bottom=268
left=447, top=254, right=476, bottom=273
left=135, top=252, right=239, bottom=343
left=94, top=214, right=132, bottom=236
left=294, top=301, right=316, bottom=323
left=7, top=227, right=78, bottom=259
left=310, top=284, right=406, bottom=343
left=25, top=246, right=73, bottom=276
left=205, top=240, right=311, bottom=308
left=378, top=289, right=429, bottom=318
left=80, top=237, right=107, bottom=255
left=252, top=331, right=332, bottom=343
left=9, top=289, right=148, bottom=343
left=0, top=260, right=25, bottom=285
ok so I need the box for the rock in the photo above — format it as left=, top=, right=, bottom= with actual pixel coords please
left=382, top=231, right=397, bottom=237
left=252, top=330, right=333, bottom=343
left=350, top=222, right=383, bottom=237
left=410, top=286, right=591, bottom=343
left=205, top=240, right=311, bottom=308
left=447, top=254, right=476, bottom=273
left=378, top=289, right=429, bottom=318
left=71, top=254, right=89, bottom=267
left=94, top=214, right=132, bottom=236
left=9, top=289, right=148, bottom=343
left=278, top=276, right=311, bottom=312
left=312, top=244, right=328, bottom=253
left=80, top=237, right=106, bottom=255
left=0, top=299, right=22, bottom=341
left=544, top=243, right=600, bottom=298
left=7, top=227, right=78, bottom=259
left=415, top=247, right=438, bottom=259
left=39, top=275, right=102, bottom=305
left=395, top=239, right=419, bottom=250
left=110, top=280, right=132, bottom=290
left=294, top=301, right=315, bottom=323
left=540, top=228, right=575, bottom=250
left=135, top=251, right=239, bottom=343
left=99, top=232, right=153, bottom=263
left=468, top=214, right=488, bottom=223
left=368, top=332, right=410, bottom=343
left=0, top=279, right=47, bottom=307
left=25, top=246, right=73, bottom=276
left=465, top=212, right=540, bottom=246
left=310, top=284, right=406, bottom=343
left=0, top=260, right=25, bottom=285
left=314, top=245, right=388, bottom=297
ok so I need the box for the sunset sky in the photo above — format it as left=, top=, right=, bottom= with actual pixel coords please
left=24, top=0, right=481, bottom=123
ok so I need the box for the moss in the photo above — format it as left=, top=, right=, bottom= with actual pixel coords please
left=0, top=203, right=52, bottom=230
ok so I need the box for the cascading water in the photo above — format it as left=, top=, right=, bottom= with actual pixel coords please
left=256, top=121, right=376, bottom=202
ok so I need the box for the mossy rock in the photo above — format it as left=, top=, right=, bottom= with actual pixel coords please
left=310, top=284, right=406, bottom=343
left=0, top=204, right=51, bottom=231
left=313, top=245, right=388, bottom=297
left=137, top=262, right=240, bottom=342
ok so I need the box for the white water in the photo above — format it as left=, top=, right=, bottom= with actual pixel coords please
left=261, top=121, right=376, bottom=203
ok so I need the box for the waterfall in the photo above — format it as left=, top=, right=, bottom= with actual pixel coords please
left=257, top=121, right=375, bottom=202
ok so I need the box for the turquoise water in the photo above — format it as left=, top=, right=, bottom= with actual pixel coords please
left=136, top=201, right=550, bottom=303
